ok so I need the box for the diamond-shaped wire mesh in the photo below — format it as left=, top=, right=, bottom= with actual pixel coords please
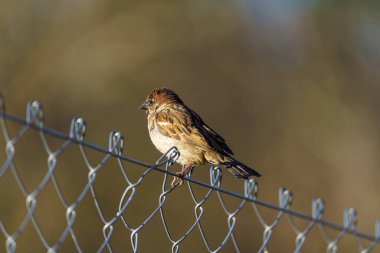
left=0, top=93, right=379, bottom=253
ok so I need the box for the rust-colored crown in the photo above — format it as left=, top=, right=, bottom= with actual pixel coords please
left=148, top=88, right=183, bottom=104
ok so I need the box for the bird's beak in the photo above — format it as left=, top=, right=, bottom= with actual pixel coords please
left=139, top=100, right=149, bottom=110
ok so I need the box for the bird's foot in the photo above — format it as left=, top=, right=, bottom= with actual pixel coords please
left=171, top=164, right=193, bottom=187
left=171, top=172, right=185, bottom=187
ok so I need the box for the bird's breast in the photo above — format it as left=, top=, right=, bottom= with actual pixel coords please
left=148, top=127, right=205, bottom=166
left=149, top=127, right=178, bottom=155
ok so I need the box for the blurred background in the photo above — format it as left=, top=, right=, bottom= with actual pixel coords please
left=1, top=0, right=380, bottom=252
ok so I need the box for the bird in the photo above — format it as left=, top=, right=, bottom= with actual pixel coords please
left=139, top=87, right=261, bottom=186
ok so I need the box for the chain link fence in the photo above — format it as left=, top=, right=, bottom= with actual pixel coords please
left=0, top=93, right=379, bottom=253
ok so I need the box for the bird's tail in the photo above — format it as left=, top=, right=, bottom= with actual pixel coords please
left=221, top=157, right=261, bottom=179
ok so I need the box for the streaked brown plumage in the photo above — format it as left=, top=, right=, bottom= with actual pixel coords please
left=140, top=88, right=261, bottom=186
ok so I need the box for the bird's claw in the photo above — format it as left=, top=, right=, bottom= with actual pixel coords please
left=171, top=172, right=184, bottom=187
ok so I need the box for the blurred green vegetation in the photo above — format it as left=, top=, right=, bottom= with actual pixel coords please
left=1, top=0, right=380, bottom=252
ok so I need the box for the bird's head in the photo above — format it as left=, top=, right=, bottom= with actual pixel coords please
left=139, top=87, right=183, bottom=114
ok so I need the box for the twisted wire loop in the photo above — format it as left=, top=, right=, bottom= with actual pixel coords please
left=285, top=197, right=324, bottom=253
left=119, top=147, right=180, bottom=253
left=0, top=93, right=380, bottom=253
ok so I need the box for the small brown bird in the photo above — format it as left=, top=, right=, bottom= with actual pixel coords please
left=140, top=88, right=261, bottom=186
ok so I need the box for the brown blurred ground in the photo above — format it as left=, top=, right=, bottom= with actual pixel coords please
left=1, top=0, right=380, bottom=252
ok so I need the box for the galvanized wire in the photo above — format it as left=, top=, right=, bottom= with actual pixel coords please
left=0, top=93, right=379, bottom=253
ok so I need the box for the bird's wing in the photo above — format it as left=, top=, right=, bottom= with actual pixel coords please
left=155, top=108, right=208, bottom=148
left=155, top=108, right=234, bottom=155
left=189, top=108, right=234, bottom=155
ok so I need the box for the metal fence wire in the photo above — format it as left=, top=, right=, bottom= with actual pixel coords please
left=0, top=93, right=380, bottom=253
